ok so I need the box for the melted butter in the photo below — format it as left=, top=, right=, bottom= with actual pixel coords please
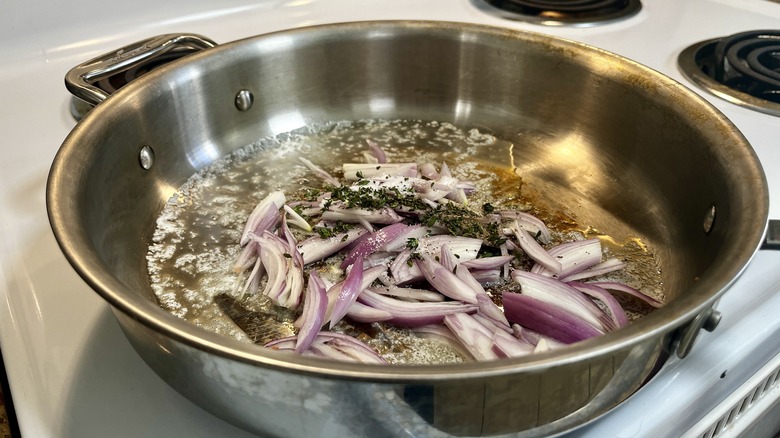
left=147, top=119, right=665, bottom=364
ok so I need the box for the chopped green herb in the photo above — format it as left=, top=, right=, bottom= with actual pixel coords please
left=419, top=203, right=506, bottom=246
left=316, top=227, right=335, bottom=239
left=302, top=188, right=322, bottom=201
left=406, top=252, right=423, bottom=267
left=327, top=185, right=429, bottom=212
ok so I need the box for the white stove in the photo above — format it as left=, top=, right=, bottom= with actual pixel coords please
left=1, top=0, right=779, bottom=437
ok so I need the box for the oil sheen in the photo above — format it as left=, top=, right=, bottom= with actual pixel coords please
left=146, top=119, right=664, bottom=365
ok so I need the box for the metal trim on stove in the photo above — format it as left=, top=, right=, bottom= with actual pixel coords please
left=678, top=31, right=780, bottom=118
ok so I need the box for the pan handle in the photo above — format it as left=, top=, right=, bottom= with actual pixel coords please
left=65, top=33, right=217, bottom=107
left=761, top=219, right=780, bottom=250
left=677, top=219, right=779, bottom=358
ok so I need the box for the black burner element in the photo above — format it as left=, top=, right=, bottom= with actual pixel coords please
left=678, top=30, right=780, bottom=117
left=480, top=0, right=641, bottom=26
left=714, top=31, right=780, bottom=103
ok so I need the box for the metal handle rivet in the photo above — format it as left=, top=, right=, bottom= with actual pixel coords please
left=139, top=145, right=155, bottom=170
left=703, top=310, right=722, bottom=332
left=703, top=205, right=716, bottom=234
left=235, top=89, right=254, bottom=111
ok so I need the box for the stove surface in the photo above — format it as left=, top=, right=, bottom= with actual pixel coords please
left=1, top=0, right=779, bottom=437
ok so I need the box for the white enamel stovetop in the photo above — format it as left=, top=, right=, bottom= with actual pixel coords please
left=1, top=0, right=779, bottom=437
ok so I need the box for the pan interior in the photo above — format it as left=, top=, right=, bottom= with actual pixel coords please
left=51, top=22, right=767, bottom=370
left=146, top=118, right=665, bottom=363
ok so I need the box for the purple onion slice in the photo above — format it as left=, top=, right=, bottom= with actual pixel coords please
left=469, top=269, right=501, bottom=284
left=568, top=281, right=629, bottom=329
left=329, top=258, right=366, bottom=328
left=253, top=232, right=291, bottom=307
left=455, top=264, right=509, bottom=328
left=345, top=301, right=393, bottom=323
left=343, top=163, right=417, bottom=181
left=341, top=223, right=414, bottom=269
left=370, top=285, right=446, bottom=302
left=499, top=210, right=552, bottom=244
left=510, top=325, right=566, bottom=350
left=419, top=163, right=439, bottom=179
left=389, top=235, right=482, bottom=284
left=439, top=244, right=458, bottom=272
left=267, top=333, right=387, bottom=364
left=590, top=281, right=663, bottom=308
left=389, top=249, right=420, bottom=285
left=239, top=191, right=285, bottom=246
left=511, top=270, right=609, bottom=332
left=472, top=313, right=512, bottom=334
left=417, top=255, right=479, bottom=304
left=357, top=289, right=478, bottom=327
left=365, top=139, right=387, bottom=163
left=321, top=207, right=403, bottom=227
left=460, top=255, right=515, bottom=271
left=413, top=324, right=474, bottom=361
left=511, top=224, right=562, bottom=274
left=443, top=313, right=498, bottom=361
left=503, top=292, right=603, bottom=344
left=234, top=240, right=258, bottom=273
left=378, top=224, right=426, bottom=252
left=283, top=204, right=312, bottom=232
left=561, top=257, right=626, bottom=282
left=531, top=238, right=602, bottom=279
left=297, top=227, right=367, bottom=265
left=295, top=271, right=328, bottom=353
left=299, top=157, right=341, bottom=187
left=325, top=265, right=386, bottom=325
left=490, top=329, right=534, bottom=358
left=311, top=332, right=387, bottom=364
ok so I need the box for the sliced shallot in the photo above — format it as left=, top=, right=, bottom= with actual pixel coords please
left=342, top=163, right=417, bottom=180
left=295, top=271, right=328, bottom=353
left=568, top=281, right=630, bottom=329
left=365, top=139, right=387, bottom=163
left=297, top=227, right=367, bottom=265
left=341, top=223, right=415, bottom=269
left=503, top=292, right=603, bottom=344
left=590, top=281, right=663, bottom=308
left=511, top=270, right=610, bottom=332
left=355, top=289, right=478, bottom=327
left=329, top=258, right=367, bottom=328
left=510, top=223, right=562, bottom=274
left=239, top=191, right=285, bottom=246
left=531, top=238, right=603, bottom=279
left=443, top=313, right=498, bottom=361
left=417, top=254, right=479, bottom=304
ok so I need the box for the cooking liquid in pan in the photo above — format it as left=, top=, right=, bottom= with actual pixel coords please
left=146, top=119, right=664, bottom=364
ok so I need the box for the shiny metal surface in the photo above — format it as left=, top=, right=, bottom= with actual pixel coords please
left=764, top=220, right=780, bottom=250
left=138, top=145, right=155, bottom=170
left=47, top=21, right=769, bottom=437
left=235, top=89, right=254, bottom=111
left=65, top=33, right=217, bottom=106
left=678, top=38, right=780, bottom=118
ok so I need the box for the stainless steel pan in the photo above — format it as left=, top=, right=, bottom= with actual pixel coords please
left=47, top=21, right=774, bottom=437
